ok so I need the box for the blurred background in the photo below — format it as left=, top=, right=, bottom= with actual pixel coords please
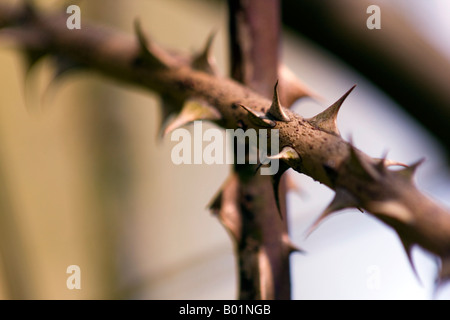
left=0, top=0, right=449, bottom=299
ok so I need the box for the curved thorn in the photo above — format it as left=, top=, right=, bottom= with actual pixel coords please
left=373, top=150, right=408, bottom=172
left=239, top=104, right=276, bottom=128
left=267, top=146, right=300, bottom=163
left=374, top=157, right=408, bottom=172
left=134, top=19, right=166, bottom=68
left=191, top=30, right=218, bottom=75
left=308, top=85, right=356, bottom=136
left=208, top=189, right=222, bottom=215
left=271, top=162, right=290, bottom=219
left=282, top=235, right=305, bottom=254
left=267, top=147, right=302, bottom=214
left=198, top=30, right=215, bottom=58
left=397, top=158, right=425, bottom=181
left=41, top=57, right=86, bottom=107
left=437, top=256, right=450, bottom=289
left=163, top=99, right=221, bottom=136
left=23, top=0, right=37, bottom=16
left=157, top=108, right=174, bottom=141
left=267, top=81, right=290, bottom=122
left=383, top=160, right=408, bottom=168
left=399, top=236, right=422, bottom=286
left=374, top=150, right=389, bottom=173
left=22, top=49, right=46, bottom=79
left=348, top=140, right=380, bottom=181
left=134, top=19, right=149, bottom=53
left=254, top=160, right=269, bottom=175
left=156, top=95, right=182, bottom=141
left=306, top=188, right=359, bottom=237
left=209, top=175, right=242, bottom=243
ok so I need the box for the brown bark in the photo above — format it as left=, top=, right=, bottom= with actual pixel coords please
left=223, top=0, right=294, bottom=300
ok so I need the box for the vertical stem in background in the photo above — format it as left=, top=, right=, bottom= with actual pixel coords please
left=0, top=160, right=32, bottom=299
left=228, top=0, right=280, bottom=96
left=79, top=1, right=126, bottom=298
left=226, top=0, right=292, bottom=300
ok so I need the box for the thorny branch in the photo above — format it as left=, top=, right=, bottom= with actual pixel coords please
left=1, top=3, right=450, bottom=291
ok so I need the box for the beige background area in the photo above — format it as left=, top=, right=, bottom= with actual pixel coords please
left=0, top=0, right=234, bottom=299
